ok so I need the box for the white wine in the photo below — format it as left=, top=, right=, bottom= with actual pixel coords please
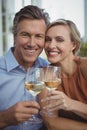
left=44, top=78, right=61, bottom=90
left=25, top=81, right=44, bottom=95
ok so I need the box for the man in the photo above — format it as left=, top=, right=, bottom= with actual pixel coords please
left=0, top=5, right=50, bottom=130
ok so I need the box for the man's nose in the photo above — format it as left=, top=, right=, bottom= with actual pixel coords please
left=28, top=36, right=36, bottom=46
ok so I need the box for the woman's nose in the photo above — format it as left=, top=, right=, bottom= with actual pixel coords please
left=48, top=39, right=56, bottom=48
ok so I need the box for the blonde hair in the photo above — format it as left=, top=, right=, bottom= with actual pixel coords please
left=46, top=19, right=81, bottom=54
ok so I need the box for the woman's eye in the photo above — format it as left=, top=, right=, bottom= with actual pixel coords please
left=56, top=37, right=64, bottom=42
left=45, top=37, right=51, bottom=42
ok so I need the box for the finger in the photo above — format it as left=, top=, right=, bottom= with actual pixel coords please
left=43, top=100, right=63, bottom=111
left=48, top=90, right=63, bottom=95
left=15, top=101, right=40, bottom=115
left=22, top=106, right=39, bottom=113
left=18, top=112, right=35, bottom=121
left=22, top=101, right=40, bottom=109
left=42, top=94, right=62, bottom=102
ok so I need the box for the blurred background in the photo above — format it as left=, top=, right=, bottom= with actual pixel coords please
left=0, top=0, right=87, bottom=57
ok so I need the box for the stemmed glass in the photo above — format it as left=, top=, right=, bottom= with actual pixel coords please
left=40, top=66, right=61, bottom=117
left=25, top=67, right=44, bottom=124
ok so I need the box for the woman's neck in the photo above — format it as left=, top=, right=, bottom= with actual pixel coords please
left=53, top=55, right=77, bottom=76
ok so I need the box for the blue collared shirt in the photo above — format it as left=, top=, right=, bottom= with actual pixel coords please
left=0, top=47, right=49, bottom=130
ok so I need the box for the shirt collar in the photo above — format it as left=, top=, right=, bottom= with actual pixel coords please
left=5, top=47, right=20, bottom=72
left=5, top=47, right=43, bottom=72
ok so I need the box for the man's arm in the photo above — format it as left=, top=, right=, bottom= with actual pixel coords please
left=0, top=111, right=11, bottom=129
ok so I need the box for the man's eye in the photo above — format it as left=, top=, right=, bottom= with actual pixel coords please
left=20, top=33, right=29, bottom=37
left=36, top=34, right=45, bottom=39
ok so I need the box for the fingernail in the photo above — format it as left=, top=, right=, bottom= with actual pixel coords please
left=41, top=99, right=44, bottom=102
left=41, top=99, right=46, bottom=102
left=43, top=106, right=46, bottom=109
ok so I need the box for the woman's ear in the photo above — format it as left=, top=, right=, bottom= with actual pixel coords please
left=71, top=41, right=76, bottom=51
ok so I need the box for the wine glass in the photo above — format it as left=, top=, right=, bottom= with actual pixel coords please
left=25, top=67, right=44, bottom=124
left=40, top=66, right=61, bottom=117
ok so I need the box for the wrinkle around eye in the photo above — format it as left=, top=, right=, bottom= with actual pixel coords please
left=19, top=32, right=30, bottom=38
left=55, top=36, right=64, bottom=42
left=36, top=34, right=45, bottom=39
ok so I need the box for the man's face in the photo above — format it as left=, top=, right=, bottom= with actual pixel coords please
left=14, top=19, right=46, bottom=69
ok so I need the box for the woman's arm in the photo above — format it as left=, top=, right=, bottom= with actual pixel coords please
left=42, top=115, right=87, bottom=130
left=38, top=88, right=87, bottom=130
left=68, top=99, right=87, bottom=120
left=42, top=90, right=87, bottom=120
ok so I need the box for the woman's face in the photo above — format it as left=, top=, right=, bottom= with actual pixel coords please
left=45, top=25, right=75, bottom=65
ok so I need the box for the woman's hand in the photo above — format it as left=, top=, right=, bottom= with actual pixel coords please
left=38, top=88, right=58, bottom=117
left=41, top=90, right=73, bottom=112
left=41, top=90, right=87, bottom=120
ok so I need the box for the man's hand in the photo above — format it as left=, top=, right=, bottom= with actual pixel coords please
left=0, top=101, right=40, bottom=128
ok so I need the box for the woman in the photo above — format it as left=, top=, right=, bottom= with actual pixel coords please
left=39, top=19, right=87, bottom=130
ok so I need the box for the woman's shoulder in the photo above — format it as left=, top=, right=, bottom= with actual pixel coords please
left=79, top=56, right=87, bottom=79
left=80, top=56, right=87, bottom=62
left=74, top=56, right=87, bottom=79
left=79, top=57, right=87, bottom=67
left=75, top=56, right=87, bottom=66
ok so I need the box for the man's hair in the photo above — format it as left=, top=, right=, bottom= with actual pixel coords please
left=12, top=5, right=50, bottom=36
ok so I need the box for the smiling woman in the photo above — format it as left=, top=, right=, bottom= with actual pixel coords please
left=39, top=19, right=87, bottom=130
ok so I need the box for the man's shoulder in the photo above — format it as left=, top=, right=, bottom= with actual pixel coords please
left=0, top=49, right=11, bottom=69
left=37, top=57, right=49, bottom=67
left=0, top=55, right=6, bottom=69
left=38, top=57, right=48, bottom=62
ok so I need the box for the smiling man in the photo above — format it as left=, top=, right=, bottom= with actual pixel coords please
left=14, top=18, right=47, bottom=69
left=0, top=5, right=50, bottom=130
